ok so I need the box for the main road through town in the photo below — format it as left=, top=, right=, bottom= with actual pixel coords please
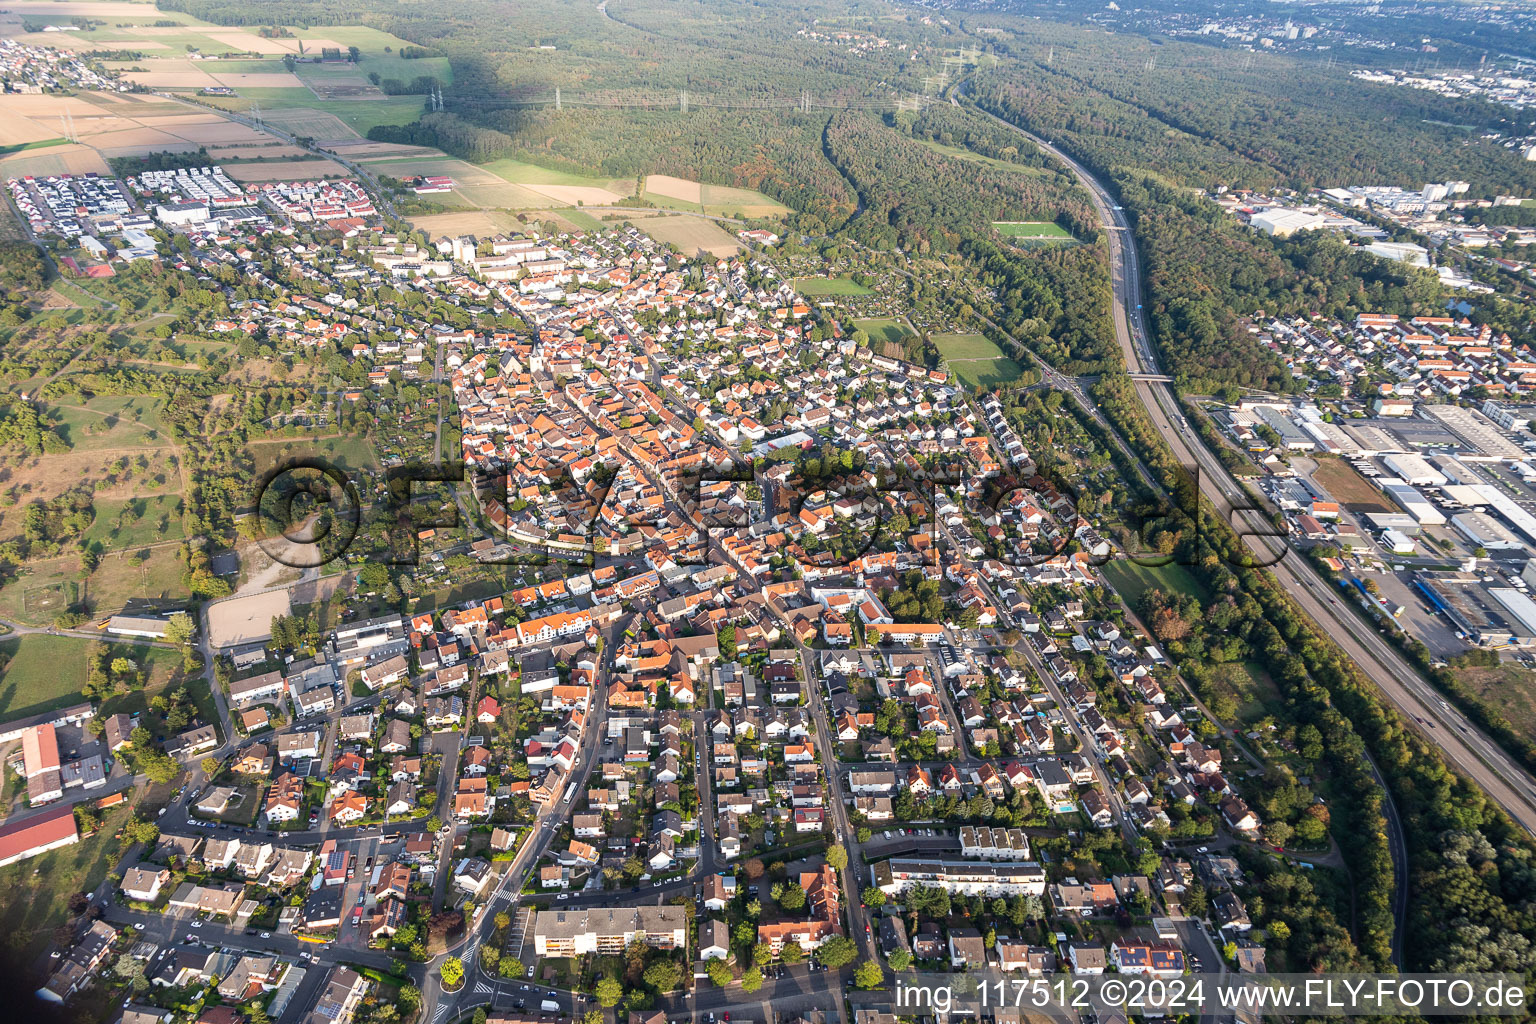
left=953, top=84, right=1536, bottom=840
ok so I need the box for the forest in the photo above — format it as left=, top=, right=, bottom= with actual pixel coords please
left=824, top=108, right=1100, bottom=251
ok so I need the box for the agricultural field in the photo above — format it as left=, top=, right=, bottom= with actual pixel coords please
left=933, top=332, right=1024, bottom=388
left=0, top=141, right=109, bottom=177
left=366, top=154, right=553, bottom=208
left=224, top=157, right=351, bottom=181
left=408, top=209, right=533, bottom=238
left=198, top=91, right=428, bottom=138
left=637, top=214, right=740, bottom=256
left=791, top=276, right=873, bottom=296
left=854, top=318, right=914, bottom=347
left=481, top=158, right=632, bottom=190
left=993, top=220, right=1074, bottom=239
left=641, top=174, right=787, bottom=218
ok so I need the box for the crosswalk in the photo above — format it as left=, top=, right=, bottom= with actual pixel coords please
left=461, top=933, right=482, bottom=970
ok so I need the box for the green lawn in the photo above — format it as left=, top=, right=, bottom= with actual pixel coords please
left=934, top=333, right=1021, bottom=389
left=854, top=318, right=913, bottom=347
left=0, top=635, right=96, bottom=720
left=791, top=276, right=873, bottom=297
left=934, top=333, right=1006, bottom=361
left=1100, top=558, right=1208, bottom=607
left=948, top=357, right=1024, bottom=389
left=993, top=221, right=1073, bottom=239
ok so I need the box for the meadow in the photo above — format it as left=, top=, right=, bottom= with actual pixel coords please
left=791, top=276, right=873, bottom=296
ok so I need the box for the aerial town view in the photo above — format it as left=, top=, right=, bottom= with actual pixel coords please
left=4, top=1, right=1536, bottom=1023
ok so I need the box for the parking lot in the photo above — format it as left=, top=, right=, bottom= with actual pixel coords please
left=7, top=172, right=135, bottom=236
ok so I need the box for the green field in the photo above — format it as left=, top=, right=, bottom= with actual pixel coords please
left=0, top=138, right=68, bottom=158
left=247, top=434, right=380, bottom=475
left=45, top=395, right=170, bottom=451
left=554, top=209, right=604, bottom=230
left=791, top=276, right=873, bottom=297
left=83, top=495, right=187, bottom=551
left=854, top=318, right=913, bottom=347
left=199, top=90, right=428, bottom=135
left=933, top=333, right=1023, bottom=388
left=914, top=137, right=1050, bottom=175
left=0, top=635, right=96, bottom=720
left=934, top=333, right=1006, bottom=361
left=993, top=221, right=1073, bottom=239
left=1100, top=558, right=1208, bottom=607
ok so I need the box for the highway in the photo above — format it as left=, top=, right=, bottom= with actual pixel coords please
left=953, top=86, right=1536, bottom=839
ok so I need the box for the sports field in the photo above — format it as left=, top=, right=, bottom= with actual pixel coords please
left=792, top=276, right=873, bottom=297
left=934, top=333, right=1023, bottom=389
left=993, top=221, right=1073, bottom=239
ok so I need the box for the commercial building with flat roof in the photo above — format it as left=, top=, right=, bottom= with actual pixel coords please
left=532, top=906, right=686, bottom=957
left=1415, top=572, right=1519, bottom=646
left=1451, top=513, right=1528, bottom=552
left=1423, top=405, right=1526, bottom=460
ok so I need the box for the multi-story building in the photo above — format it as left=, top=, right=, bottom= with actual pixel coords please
left=532, top=906, right=687, bottom=957
left=871, top=857, right=1046, bottom=897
